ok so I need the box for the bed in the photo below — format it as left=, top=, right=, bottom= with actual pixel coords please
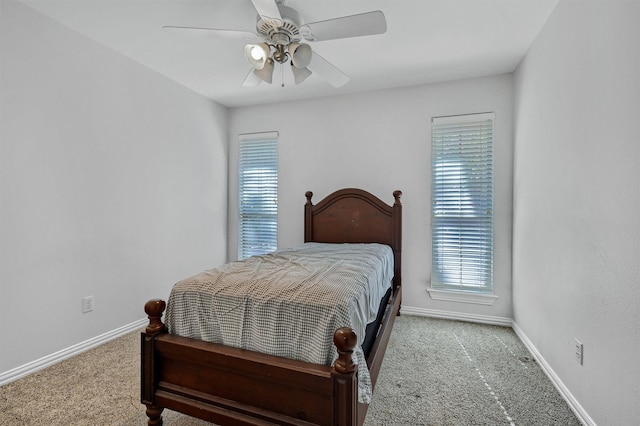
left=141, top=188, right=402, bottom=425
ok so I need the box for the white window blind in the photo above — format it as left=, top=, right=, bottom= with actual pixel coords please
left=238, top=133, right=278, bottom=260
left=431, top=113, right=494, bottom=293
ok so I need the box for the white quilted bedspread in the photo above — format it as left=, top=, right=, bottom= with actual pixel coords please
left=165, top=242, right=394, bottom=403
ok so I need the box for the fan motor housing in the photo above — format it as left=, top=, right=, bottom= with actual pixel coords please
left=255, top=4, right=302, bottom=45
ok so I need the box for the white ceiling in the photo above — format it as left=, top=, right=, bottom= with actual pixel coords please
left=19, top=0, right=559, bottom=108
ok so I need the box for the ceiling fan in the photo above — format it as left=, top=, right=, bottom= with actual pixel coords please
left=163, top=0, right=387, bottom=87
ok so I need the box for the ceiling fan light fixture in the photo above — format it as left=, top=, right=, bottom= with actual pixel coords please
left=291, top=65, right=312, bottom=84
left=166, top=3, right=386, bottom=89
left=289, top=42, right=312, bottom=68
left=254, top=58, right=275, bottom=83
left=244, top=42, right=270, bottom=69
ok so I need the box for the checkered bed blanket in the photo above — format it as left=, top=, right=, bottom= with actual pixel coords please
left=165, top=242, right=394, bottom=403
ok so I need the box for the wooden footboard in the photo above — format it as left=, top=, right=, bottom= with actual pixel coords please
left=141, top=284, right=401, bottom=426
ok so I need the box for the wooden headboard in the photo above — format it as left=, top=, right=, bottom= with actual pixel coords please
left=304, top=188, right=402, bottom=291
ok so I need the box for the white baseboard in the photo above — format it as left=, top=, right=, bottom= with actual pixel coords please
left=400, top=305, right=513, bottom=327
left=0, top=318, right=147, bottom=387
left=510, top=321, right=594, bottom=426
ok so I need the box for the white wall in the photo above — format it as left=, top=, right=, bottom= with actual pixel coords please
left=0, top=0, right=228, bottom=374
left=513, top=0, right=640, bottom=424
left=229, top=74, right=514, bottom=321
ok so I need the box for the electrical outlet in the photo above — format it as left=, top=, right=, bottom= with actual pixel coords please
left=574, top=339, right=583, bottom=365
left=82, top=295, right=95, bottom=313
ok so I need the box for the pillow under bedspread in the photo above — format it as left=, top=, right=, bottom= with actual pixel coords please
left=165, top=242, right=394, bottom=404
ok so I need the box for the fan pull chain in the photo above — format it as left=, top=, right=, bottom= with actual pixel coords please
left=281, top=64, right=285, bottom=87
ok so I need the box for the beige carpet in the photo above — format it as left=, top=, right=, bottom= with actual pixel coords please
left=0, top=329, right=142, bottom=425
left=0, top=315, right=581, bottom=425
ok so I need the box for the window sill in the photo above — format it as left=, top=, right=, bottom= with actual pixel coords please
left=427, top=288, right=499, bottom=306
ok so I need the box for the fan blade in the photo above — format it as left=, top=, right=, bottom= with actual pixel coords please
left=307, top=51, right=349, bottom=87
left=242, top=69, right=262, bottom=86
left=163, top=26, right=258, bottom=41
left=250, top=0, right=282, bottom=28
left=301, top=11, right=387, bottom=42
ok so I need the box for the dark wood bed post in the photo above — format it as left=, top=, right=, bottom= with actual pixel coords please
left=141, top=299, right=167, bottom=426
left=304, top=191, right=314, bottom=242
left=392, top=190, right=402, bottom=315
left=332, top=327, right=358, bottom=425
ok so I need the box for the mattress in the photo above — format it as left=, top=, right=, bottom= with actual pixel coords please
left=165, top=242, right=394, bottom=403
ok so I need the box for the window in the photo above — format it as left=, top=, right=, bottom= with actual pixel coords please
left=431, top=113, right=494, bottom=296
left=238, top=132, right=278, bottom=259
